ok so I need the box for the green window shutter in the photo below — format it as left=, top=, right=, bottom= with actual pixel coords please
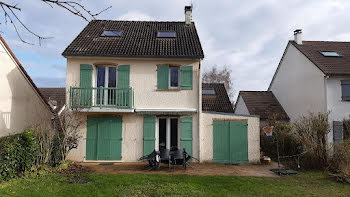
left=117, top=65, right=130, bottom=107
left=143, top=116, right=156, bottom=155
left=118, top=65, right=130, bottom=88
left=181, top=66, right=193, bottom=90
left=79, top=64, right=93, bottom=107
left=180, top=117, right=193, bottom=156
left=86, top=116, right=98, bottom=160
left=157, top=65, right=169, bottom=89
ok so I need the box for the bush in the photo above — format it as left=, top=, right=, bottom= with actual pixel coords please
left=332, top=139, right=350, bottom=176
left=293, top=112, right=330, bottom=169
left=0, top=130, right=40, bottom=181
left=261, top=121, right=302, bottom=163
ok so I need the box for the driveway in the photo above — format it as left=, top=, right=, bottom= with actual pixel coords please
left=81, top=162, right=279, bottom=177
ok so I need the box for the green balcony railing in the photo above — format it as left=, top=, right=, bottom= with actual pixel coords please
left=69, top=87, right=134, bottom=109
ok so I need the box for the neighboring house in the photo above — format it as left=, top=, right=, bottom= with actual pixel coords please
left=62, top=6, right=260, bottom=163
left=202, top=83, right=234, bottom=113
left=234, top=91, right=289, bottom=127
left=39, top=88, right=66, bottom=115
left=0, top=35, right=53, bottom=136
left=268, top=29, right=350, bottom=145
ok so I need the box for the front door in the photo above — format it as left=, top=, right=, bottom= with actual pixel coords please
left=86, top=116, right=122, bottom=160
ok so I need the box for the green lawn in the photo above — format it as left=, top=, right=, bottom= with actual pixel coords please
left=0, top=172, right=349, bottom=197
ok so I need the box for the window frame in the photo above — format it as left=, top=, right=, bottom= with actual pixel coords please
left=157, top=31, right=176, bottom=38
left=100, top=30, right=122, bottom=37
left=95, top=65, right=118, bottom=88
left=341, top=80, right=350, bottom=101
left=202, top=88, right=216, bottom=95
left=320, top=51, right=342, bottom=57
left=168, top=66, right=180, bottom=89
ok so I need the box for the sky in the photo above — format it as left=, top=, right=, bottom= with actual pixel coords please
left=2, top=0, right=350, bottom=101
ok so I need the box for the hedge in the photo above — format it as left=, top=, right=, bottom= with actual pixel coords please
left=0, top=130, right=40, bottom=181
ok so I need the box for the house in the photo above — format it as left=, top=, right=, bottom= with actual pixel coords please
left=39, top=88, right=66, bottom=115
left=234, top=91, right=289, bottom=127
left=268, top=29, right=350, bottom=145
left=0, top=35, right=53, bottom=136
left=62, top=6, right=260, bottom=163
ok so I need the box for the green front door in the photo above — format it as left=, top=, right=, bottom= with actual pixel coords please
left=213, top=120, right=248, bottom=164
left=86, top=116, right=122, bottom=160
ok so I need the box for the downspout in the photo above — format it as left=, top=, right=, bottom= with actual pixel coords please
left=198, top=61, right=202, bottom=162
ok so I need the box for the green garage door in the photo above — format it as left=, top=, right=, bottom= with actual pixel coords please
left=213, top=120, right=248, bottom=164
left=86, top=116, right=122, bottom=160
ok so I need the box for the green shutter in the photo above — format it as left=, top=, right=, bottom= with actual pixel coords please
left=79, top=64, right=92, bottom=107
left=157, top=65, right=169, bottom=89
left=86, top=116, right=122, bottom=161
left=86, top=116, right=98, bottom=160
left=118, top=65, right=130, bottom=107
left=118, top=65, right=130, bottom=88
left=181, top=66, right=193, bottom=90
left=180, top=117, right=193, bottom=155
left=143, top=116, right=156, bottom=155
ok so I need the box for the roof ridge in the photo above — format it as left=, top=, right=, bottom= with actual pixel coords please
left=92, top=19, right=189, bottom=23
left=290, top=40, right=350, bottom=43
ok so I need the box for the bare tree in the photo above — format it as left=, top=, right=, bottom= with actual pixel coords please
left=56, top=109, right=84, bottom=161
left=203, top=65, right=234, bottom=101
left=0, top=0, right=111, bottom=44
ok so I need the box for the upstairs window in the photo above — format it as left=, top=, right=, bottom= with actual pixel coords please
left=320, top=51, right=342, bottom=57
left=157, top=65, right=193, bottom=90
left=101, top=30, right=121, bottom=37
left=169, top=67, right=179, bottom=88
left=157, top=31, right=176, bottom=38
left=202, top=88, right=216, bottom=95
left=341, top=80, right=350, bottom=101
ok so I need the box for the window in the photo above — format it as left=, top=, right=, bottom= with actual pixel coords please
left=157, top=31, right=176, bottom=38
left=101, top=30, right=121, bottom=37
left=341, top=80, right=350, bottom=101
left=169, top=67, right=179, bottom=88
left=96, top=66, right=118, bottom=105
left=320, top=51, right=342, bottom=57
left=202, top=88, right=216, bottom=95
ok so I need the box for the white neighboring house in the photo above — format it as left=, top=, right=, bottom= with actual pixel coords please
left=0, top=35, right=53, bottom=136
left=268, top=29, right=350, bottom=145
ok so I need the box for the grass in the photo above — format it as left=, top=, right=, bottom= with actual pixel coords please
left=0, top=172, right=349, bottom=197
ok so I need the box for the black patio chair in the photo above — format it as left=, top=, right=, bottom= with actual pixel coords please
left=159, top=148, right=171, bottom=170
left=139, top=150, right=160, bottom=170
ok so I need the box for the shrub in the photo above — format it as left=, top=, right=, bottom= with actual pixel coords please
left=293, top=112, right=330, bottom=169
left=0, top=130, right=40, bottom=181
left=332, top=139, right=350, bottom=176
left=261, top=121, right=301, bottom=163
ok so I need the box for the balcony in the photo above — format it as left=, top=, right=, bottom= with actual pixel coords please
left=69, top=87, right=134, bottom=109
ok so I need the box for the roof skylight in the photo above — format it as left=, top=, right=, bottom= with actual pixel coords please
left=202, top=89, right=216, bottom=95
left=101, top=30, right=121, bottom=37
left=320, top=51, right=342, bottom=57
left=157, top=31, right=176, bottom=38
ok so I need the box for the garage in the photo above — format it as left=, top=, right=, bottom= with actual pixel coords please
left=86, top=116, right=122, bottom=160
left=213, top=120, right=248, bottom=164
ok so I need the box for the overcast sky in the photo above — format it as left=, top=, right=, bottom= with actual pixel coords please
left=2, top=0, right=350, bottom=101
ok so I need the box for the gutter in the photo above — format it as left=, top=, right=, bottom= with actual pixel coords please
left=198, top=61, right=202, bottom=162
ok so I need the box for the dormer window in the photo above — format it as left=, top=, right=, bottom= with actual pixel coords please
left=157, top=31, right=176, bottom=38
left=101, top=30, right=121, bottom=37
left=320, top=51, right=342, bottom=57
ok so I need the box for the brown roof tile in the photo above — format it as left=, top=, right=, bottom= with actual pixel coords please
left=291, top=40, right=350, bottom=75
left=62, top=20, right=204, bottom=59
left=39, top=88, right=66, bottom=113
left=202, top=83, right=233, bottom=113
left=236, top=91, right=289, bottom=120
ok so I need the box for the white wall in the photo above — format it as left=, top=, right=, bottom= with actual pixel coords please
left=269, top=44, right=327, bottom=122
left=0, top=39, right=52, bottom=136
left=66, top=57, right=200, bottom=110
left=234, top=95, right=250, bottom=115
left=200, top=112, right=260, bottom=163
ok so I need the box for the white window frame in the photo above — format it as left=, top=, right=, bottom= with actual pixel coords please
left=169, top=66, right=180, bottom=89
left=156, top=117, right=180, bottom=151
left=95, top=65, right=118, bottom=105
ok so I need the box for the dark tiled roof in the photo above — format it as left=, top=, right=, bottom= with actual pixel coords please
left=202, top=83, right=233, bottom=113
left=0, top=35, right=53, bottom=114
left=62, top=20, right=204, bottom=59
left=291, top=40, right=350, bottom=75
left=236, top=91, right=289, bottom=120
left=39, top=88, right=66, bottom=113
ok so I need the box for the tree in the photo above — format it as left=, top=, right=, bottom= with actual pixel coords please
left=0, top=0, right=111, bottom=45
left=202, top=65, right=234, bottom=101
